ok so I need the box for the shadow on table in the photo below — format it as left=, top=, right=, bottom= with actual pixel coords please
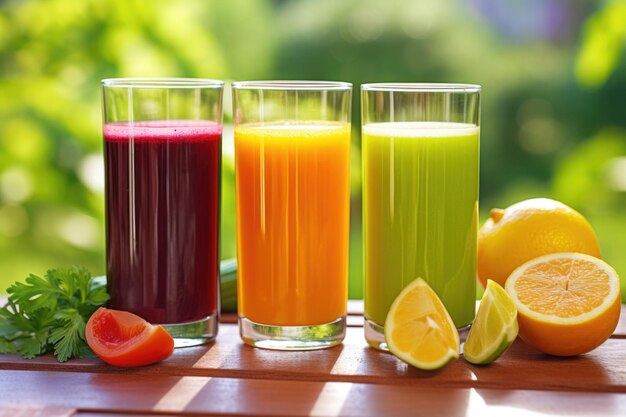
left=331, top=383, right=471, bottom=417
left=179, top=378, right=472, bottom=417
left=154, top=324, right=349, bottom=381
left=467, top=339, right=616, bottom=391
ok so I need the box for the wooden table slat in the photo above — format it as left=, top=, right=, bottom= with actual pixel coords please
left=0, top=405, right=75, bottom=417
left=76, top=414, right=190, bottom=417
left=0, top=370, right=625, bottom=417
left=2, top=324, right=625, bottom=393
left=2, top=299, right=626, bottom=416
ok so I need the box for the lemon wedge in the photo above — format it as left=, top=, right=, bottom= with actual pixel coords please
left=384, top=278, right=460, bottom=370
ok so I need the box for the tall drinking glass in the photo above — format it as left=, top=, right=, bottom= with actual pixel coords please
left=102, top=78, right=224, bottom=347
left=361, top=83, right=480, bottom=350
left=233, top=81, right=352, bottom=350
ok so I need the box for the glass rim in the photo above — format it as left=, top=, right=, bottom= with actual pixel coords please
left=361, top=83, right=481, bottom=93
left=101, top=78, right=224, bottom=89
left=232, top=80, right=352, bottom=91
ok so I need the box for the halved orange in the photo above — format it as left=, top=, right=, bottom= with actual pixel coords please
left=478, top=198, right=602, bottom=288
left=505, top=253, right=621, bottom=356
left=384, top=278, right=460, bottom=370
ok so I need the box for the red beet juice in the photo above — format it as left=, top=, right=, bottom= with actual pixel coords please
left=104, top=121, right=221, bottom=324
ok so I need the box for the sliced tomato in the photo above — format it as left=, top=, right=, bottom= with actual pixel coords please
left=86, top=307, right=174, bottom=367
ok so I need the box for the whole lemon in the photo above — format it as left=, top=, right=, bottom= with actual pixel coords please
left=477, top=198, right=602, bottom=288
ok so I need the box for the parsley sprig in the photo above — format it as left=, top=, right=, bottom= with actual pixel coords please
left=0, top=266, right=109, bottom=362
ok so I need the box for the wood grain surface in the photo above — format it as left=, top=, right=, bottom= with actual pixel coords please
left=1, top=370, right=625, bottom=417
left=1, top=323, right=625, bottom=393
left=0, top=405, right=75, bottom=417
left=1, top=300, right=626, bottom=415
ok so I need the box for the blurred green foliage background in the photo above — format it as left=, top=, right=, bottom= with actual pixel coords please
left=1, top=0, right=626, bottom=298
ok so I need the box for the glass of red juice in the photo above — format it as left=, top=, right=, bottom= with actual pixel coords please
left=101, top=78, right=224, bottom=347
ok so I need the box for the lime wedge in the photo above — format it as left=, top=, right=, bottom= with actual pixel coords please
left=464, top=279, right=518, bottom=365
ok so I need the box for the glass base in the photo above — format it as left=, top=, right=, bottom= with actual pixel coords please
left=364, top=318, right=388, bottom=351
left=239, top=315, right=346, bottom=351
left=161, top=313, right=218, bottom=348
left=365, top=318, right=472, bottom=352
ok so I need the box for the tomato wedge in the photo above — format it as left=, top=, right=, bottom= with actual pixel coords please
left=85, top=307, right=174, bottom=367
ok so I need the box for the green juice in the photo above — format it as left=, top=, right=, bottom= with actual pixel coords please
left=362, top=122, right=479, bottom=328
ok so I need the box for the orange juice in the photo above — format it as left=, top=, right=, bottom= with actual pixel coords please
left=235, top=122, right=351, bottom=326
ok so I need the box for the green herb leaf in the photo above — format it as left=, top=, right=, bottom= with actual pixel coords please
left=0, top=338, right=17, bottom=354
left=7, top=273, right=61, bottom=312
left=0, top=267, right=109, bottom=362
left=78, top=343, right=97, bottom=359
left=87, top=286, right=110, bottom=306
left=0, top=314, right=20, bottom=339
left=49, top=310, right=85, bottom=362
left=17, top=329, right=48, bottom=359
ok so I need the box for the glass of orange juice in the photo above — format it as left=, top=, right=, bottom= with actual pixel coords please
left=233, top=81, right=352, bottom=350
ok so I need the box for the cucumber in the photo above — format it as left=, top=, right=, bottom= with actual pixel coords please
left=220, top=258, right=238, bottom=312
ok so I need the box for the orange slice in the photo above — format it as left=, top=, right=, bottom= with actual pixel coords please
left=384, top=278, right=460, bottom=370
left=505, top=253, right=621, bottom=356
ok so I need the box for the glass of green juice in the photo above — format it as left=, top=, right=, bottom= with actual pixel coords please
left=361, top=83, right=481, bottom=350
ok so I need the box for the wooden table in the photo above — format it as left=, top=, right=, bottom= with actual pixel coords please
left=1, top=301, right=626, bottom=416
